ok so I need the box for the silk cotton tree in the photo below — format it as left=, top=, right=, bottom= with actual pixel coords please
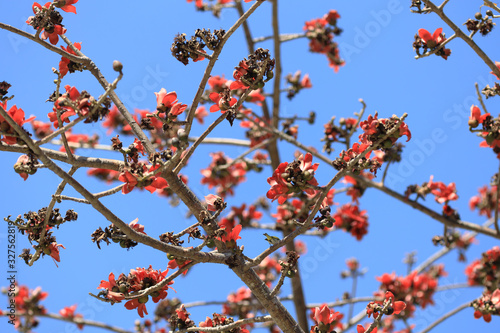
left=1, top=1, right=500, bottom=333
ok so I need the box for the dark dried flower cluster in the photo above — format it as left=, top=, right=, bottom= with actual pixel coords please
left=8, top=207, right=77, bottom=265
left=171, top=29, right=225, bottom=65
left=482, top=82, right=500, bottom=98
left=321, top=116, right=357, bottom=154
left=464, top=11, right=495, bottom=36
left=0, top=81, right=11, bottom=101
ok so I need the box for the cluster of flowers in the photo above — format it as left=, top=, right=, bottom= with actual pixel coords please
left=432, top=230, right=477, bottom=262
left=303, top=10, right=344, bottom=72
left=466, top=246, right=500, bottom=322
left=469, top=104, right=500, bottom=158
left=464, top=11, right=495, bottom=36
left=100, top=88, right=191, bottom=153
left=466, top=246, right=500, bottom=292
left=201, top=151, right=248, bottom=197
left=322, top=116, right=357, bottom=154
left=273, top=198, right=311, bottom=230
left=204, top=195, right=245, bottom=249
left=26, top=1, right=78, bottom=45
left=223, top=287, right=254, bottom=320
left=405, top=175, right=459, bottom=218
left=356, top=291, right=407, bottom=333
left=343, top=173, right=374, bottom=204
left=413, top=28, right=451, bottom=60
left=59, top=304, right=84, bottom=329
left=171, top=28, right=224, bottom=65
left=331, top=113, right=410, bottom=176
left=90, top=218, right=146, bottom=250
left=331, top=203, right=369, bottom=241
left=284, top=71, right=312, bottom=100
left=209, top=48, right=274, bottom=125
left=49, top=84, right=111, bottom=126
left=267, top=152, right=319, bottom=204
left=374, top=265, right=446, bottom=319
left=8, top=207, right=77, bottom=266
left=254, top=256, right=283, bottom=288
left=2, top=284, right=48, bottom=330
left=471, top=289, right=500, bottom=323
left=113, top=137, right=169, bottom=194
left=97, top=266, right=174, bottom=318
left=218, top=202, right=263, bottom=229
left=469, top=182, right=499, bottom=218
left=199, top=312, right=250, bottom=333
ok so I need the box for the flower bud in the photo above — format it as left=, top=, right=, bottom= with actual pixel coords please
left=468, top=118, right=479, bottom=128
left=486, top=10, right=493, bottom=17
left=113, top=60, right=123, bottom=72
left=138, top=295, right=149, bottom=304
left=475, top=12, right=483, bottom=20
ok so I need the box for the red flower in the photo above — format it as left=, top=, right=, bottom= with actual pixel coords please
left=357, top=324, right=377, bottom=333
left=209, top=91, right=237, bottom=113
left=0, top=104, right=35, bottom=144
left=418, top=28, right=445, bottom=47
left=218, top=223, right=242, bottom=248
left=168, top=257, right=192, bottom=275
left=205, top=194, right=224, bottom=211
left=301, top=73, right=312, bottom=88
left=194, top=106, right=209, bottom=124
left=118, top=165, right=168, bottom=194
left=47, top=242, right=65, bottom=266
left=59, top=42, right=82, bottom=78
left=230, top=60, right=250, bottom=90
left=124, top=298, right=148, bottom=318
left=310, top=304, right=342, bottom=333
left=266, top=153, right=319, bottom=204
left=43, top=24, right=67, bottom=45
left=333, top=204, right=369, bottom=240
left=54, top=0, right=79, bottom=14
left=154, top=88, right=187, bottom=116
left=119, top=171, right=138, bottom=194
left=59, top=305, right=84, bottom=329
left=187, top=0, right=204, bottom=8
left=129, top=218, right=146, bottom=234
left=426, top=176, right=458, bottom=204
left=97, top=272, right=125, bottom=302
left=384, top=291, right=406, bottom=314
left=87, top=168, right=120, bottom=183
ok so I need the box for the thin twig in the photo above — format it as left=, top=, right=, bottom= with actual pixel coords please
left=270, top=269, right=287, bottom=297
left=475, top=82, right=488, bottom=114
left=37, top=313, right=133, bottom=333
left=346, top=99, right=367, bottom=148
left=174, top=113, right=228, bottom=174
left=414, top=218, right=495, bottom=273
left=0, top=22, right=85, bottom=62
left=178, top=315, right=273, bottom=333
left=29, top=166, right=78, bottom=265
left=253, top=32, right=307, bottom=44
left=416, top=300, right=472, bottom=333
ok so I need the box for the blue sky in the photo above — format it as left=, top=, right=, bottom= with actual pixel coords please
left=1, top=1, right=500, bottom=332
